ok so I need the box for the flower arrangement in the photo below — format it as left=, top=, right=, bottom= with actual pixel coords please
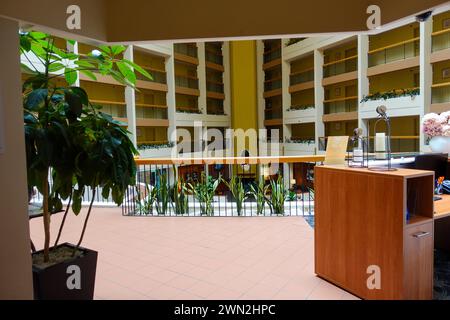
left=422, top=112, right=450, bottom=137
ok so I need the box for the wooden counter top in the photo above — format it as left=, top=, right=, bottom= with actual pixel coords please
left=319, top=165, right=434, bottom=179
left=434, top=194, right=450, bottom=220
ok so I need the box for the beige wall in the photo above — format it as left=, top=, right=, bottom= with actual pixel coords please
left=0, top=17, right=33, bottom=299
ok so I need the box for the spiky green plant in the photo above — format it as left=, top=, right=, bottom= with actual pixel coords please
left=170, top=166, right=189, bottom=215
left=288, top=190, right=297, bottom=202
left=267, top=175, right=287, bottom=215
left=188, top=173, right=221, bottom=216
left=135, top=183, right=157, bottom=215
left=155, top=171, right=170, bottom=215
left=249, top=180, right=269, bottom=215
left=224, top=175, right=248, bottom=216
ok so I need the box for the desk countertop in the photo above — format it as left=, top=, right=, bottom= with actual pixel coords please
left=434, top=194, right=450, bottom=220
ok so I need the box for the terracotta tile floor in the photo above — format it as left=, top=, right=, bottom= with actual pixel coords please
left=29, top=207, right=358, bottom=300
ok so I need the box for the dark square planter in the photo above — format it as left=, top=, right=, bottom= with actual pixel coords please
left=32, top=243, right=98, bottom=300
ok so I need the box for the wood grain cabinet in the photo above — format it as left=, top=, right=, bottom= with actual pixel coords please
left=314, top=166, right=434, bottom=300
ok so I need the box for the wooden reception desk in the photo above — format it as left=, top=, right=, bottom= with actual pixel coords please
left=315, top=165, right=434, bottom=300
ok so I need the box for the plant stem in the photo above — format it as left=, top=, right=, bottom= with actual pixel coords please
left=54, top=191, right=72, bottom=247
left=74, top=188, right=96, bottom=252
left=42, top=169, right=50, bottom=262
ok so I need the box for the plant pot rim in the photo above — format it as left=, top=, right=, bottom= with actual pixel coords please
left=32, top=242, right=96, bottom=272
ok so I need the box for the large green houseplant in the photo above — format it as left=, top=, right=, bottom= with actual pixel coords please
left=21, top=31, right=152, bottom=299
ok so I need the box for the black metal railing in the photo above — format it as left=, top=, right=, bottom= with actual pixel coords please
left=122, top=156, right=324, bottom=217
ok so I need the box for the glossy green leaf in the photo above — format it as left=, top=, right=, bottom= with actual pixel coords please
left=64, top=68, right=78, bottom=85
left=122, top=59, right=153, bottom=81
left=116, top=61, right=136, bottom=85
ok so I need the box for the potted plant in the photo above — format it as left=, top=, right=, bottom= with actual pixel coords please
left=267, top=175, right=287, bottom=215
left=422, top=111, right=450, bottom=153
left=21, top=31, right=152, bottom=299
left=223, top=175, right=249, bottom=216
left=249, top=180, right=269, bottom=215
left=188, top=173, right=221, bottom=216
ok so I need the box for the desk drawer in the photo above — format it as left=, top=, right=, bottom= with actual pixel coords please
left=403, top=221, right=433, bottom=300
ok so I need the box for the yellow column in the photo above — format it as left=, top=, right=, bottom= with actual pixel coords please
left=229, top=40, right=259, bottom=157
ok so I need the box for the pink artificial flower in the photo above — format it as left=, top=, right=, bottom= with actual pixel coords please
left=422, top=113, right=443, bottom=137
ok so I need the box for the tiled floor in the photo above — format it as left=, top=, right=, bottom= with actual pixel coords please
left=29, top=208, right=357, bottom=300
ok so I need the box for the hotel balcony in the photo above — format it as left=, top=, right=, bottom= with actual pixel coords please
left=361, top=68, right=421, bottom=119
left=368, top=23, right=419, bottom=77
left=284, top=105, right=316, bottom=124
left=174, top=42, right=198, bottom=65
left=322, top=39, right=357, bottom=86
left=431, top=81, right=450, bottom=113
left=432, top=12, right=450, bottom=56
left=284, top=123, right=316, bottom=155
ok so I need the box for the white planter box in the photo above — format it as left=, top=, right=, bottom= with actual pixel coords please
left=360, top=95, right=422, bottom=119
left=138, top=147, right=174, bottom=159
left=284, top=142, right=316, bottom=156
left=284, top=108, right=316, bottom=124
left=175, top=113, right=230, bottom=127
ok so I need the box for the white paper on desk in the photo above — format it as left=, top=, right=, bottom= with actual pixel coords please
left=324, top=136, right=349, bottom=165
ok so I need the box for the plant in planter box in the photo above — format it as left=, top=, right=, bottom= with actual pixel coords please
left=21, top=31, right=152, bottom=299
left=267, top=175, right=287, bottom=215
left=170, top=166, right=189, bottom=215
left=155, top=171, right=170, bottom=215
left=135, top=183, right=157, bottom=215
left=223, top=175, right=249, bottom=216
left=188, top=173, right=221, bottom=216
left=249, top=180, right=269, bottom=215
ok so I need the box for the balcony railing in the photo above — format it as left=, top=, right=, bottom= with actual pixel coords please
left=264, top=78, right=282, bottom=91
left=264, top=47, right=281, bottom=64
left=138, top=67, right=167, bottom=84
left=122, top=155, right=324, bottom=217
left=323, top=55, right=357, bottom=77
left=207, top=99, right=225, bottom=115
left=265, top=108, right=283, bottom=120
left=323, top=96, right=358, bottom=114
left=432, top=82, right=450, bottom=104
left=290, top=68, right=314, bottom=86
left=206, top=81, right=224, bottom=93
left=368, top=37, right=419, bottom=67
left=90, top=100, right=127, bottom=118
left=432, top=28, right=450, bottom=52
left=175, top=75, right=199, bottom=89
left=174, top=43, right=198, bottom=58
left=206, top=50, right=223, bottom=65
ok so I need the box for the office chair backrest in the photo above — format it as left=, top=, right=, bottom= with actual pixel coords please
left=414, top=153, right=448, bottom=179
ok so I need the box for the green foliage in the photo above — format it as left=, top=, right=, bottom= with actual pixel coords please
left=287, top=105, right=315, bottom=111
left=155, top=171, right=170, bottom=215
left=138, top=142, right=175, bottom=150
left=135, top=183, right=157, bottom=215
left=20, top=31, right=149, bottom=260
left=288, top=190, right=297, bottom=202
left=249, top=180, right=269, bottom=215
left=188, top=173, right=221, bottom=216
left=267, top=175, right=287, bottom=215
left=223, top=176, right=249, bottom=216
left=360, top=88, right=420, bottom=103
left=170, top=166, right=189, bottom=215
